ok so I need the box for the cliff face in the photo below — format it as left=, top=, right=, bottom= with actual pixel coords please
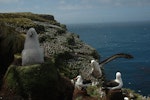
left=0, top=12, right=145, bottom=100
left=0, top=12, right=100, bottom=99
left=0, top=12, right=100, bottom=78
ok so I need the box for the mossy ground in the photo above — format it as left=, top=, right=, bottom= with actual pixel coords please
left=3, top=62, right=61, bottom=99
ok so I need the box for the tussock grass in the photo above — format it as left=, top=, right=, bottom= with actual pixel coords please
left=0, top=22, right=25, bottom=54
left=0, top=12, right=59, bottom=27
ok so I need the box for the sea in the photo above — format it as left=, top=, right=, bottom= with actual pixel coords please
left=67, top=21, right=150, bottom=96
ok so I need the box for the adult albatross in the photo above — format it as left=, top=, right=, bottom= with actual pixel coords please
left=90, top=53, right=133, bottom=78
left=106, top=71, right=123, bottom=90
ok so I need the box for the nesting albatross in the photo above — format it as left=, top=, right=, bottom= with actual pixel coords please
left=74, top=75, right=92, bottom=90
left=106, top=71, right=123, bottom=90
left=22, top=28, right=44, bottom=66
left=90, top=60, right=102, bottom=79
left=90, top=53, right=133, bottom=78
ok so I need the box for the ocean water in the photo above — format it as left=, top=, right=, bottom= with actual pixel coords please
left=67, top=21, right=150, bottom=96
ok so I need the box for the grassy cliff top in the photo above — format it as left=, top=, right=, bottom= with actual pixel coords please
left=0, top=12, right=60, bottom=28
left=0, top=12, right=54, bottom=22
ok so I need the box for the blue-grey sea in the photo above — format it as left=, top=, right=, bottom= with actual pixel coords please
left=67, top=21, right=150, bottom=96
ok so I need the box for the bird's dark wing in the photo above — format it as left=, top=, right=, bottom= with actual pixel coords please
left=100, top=53, right=133, bottom=66
left=82, top=80, right=92, bottom=84
left=106, top=80, right=119, bottom=87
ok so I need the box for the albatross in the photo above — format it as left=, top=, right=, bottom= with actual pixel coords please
left=90, top=53, right=133, bottom=78
left=106, top=71, right=123, bottom=90
left=74, top=75, right=92, bottom=90
left=90, top=60, right=102, bottom=78
left=22, top=28, right=44, bottom=66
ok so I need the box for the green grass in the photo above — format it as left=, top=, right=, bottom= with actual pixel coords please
left=0, top=12, right=60, bottom=27
left=0, top=22, right=25, bottom=54
left=0, top=18, right=35, bottom=28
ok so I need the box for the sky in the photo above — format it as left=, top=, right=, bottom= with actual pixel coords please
left=0, top=0, right=150, bottom=24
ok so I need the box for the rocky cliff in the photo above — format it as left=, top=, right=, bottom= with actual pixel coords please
left=0, top=12, right=100, bottom=100
left=0, top=12, right=147, bottom=100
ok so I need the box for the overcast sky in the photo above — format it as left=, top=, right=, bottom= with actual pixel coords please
left=0, top=0, right=150, bottom=24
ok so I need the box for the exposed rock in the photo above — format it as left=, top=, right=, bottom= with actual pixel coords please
left=38, top=14, right=55, bottom=21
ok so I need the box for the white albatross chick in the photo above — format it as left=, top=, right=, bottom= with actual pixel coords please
left=75, top=75, right=91, bottom=90
left=90, top=60, right=102, bottom=78
left=75, top=75, right=83, bottom=90
left=22, top=28, right=44, bottom=66
left=107, top=71, right=123, bottom=90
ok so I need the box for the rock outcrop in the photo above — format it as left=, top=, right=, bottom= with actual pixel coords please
left=0, top=12, right=146, bottom=100
left=0, top=12, right=99, bottom=99
left=0, top=62, right=74, bottom=100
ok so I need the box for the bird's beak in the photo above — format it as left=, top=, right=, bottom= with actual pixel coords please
left=30, top=33, right=33, bottom=37
left=74, top=77, right=78, bottom=80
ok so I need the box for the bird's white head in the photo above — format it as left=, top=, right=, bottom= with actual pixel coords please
left=91, top=60, right=99, bottom=67
left=27, top=28, right=37, bottom=38
left=115, top=71, right=122, bottom=82
left=91, top=60, right=95, bottom=64
left=76, top=75, right=82, bottom=80
left=24, top=28, right=39, bottom=49
left=75, top=75, right=83, bottom=83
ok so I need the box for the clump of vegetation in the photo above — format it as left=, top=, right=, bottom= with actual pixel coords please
left=34, top=24, right=45, bottom=34
left=54, top=51, right=73, bottom=66
left=0, top=22, right=25, bottom=87
left=122, top=88, right=149, bottom=100
left=86, top=86, right=101, bottom=99
left=60, top=24, right=67, bottom=30
left=0, top=12, right=49, bottom=22
left=3, top=62, right=59, bottom=99
left=56, top=28, right=66, bottom=34
left=0, top=22, right=25, bottom=54
left=91, top=50, right=100, bottom=59
left=66, top=35, right=76, bottom=45
left=2, top=61, right=74, bottom=100
left=0, top=12, right=60, bottom=27
left=0, top=18, right=35, bottom=29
